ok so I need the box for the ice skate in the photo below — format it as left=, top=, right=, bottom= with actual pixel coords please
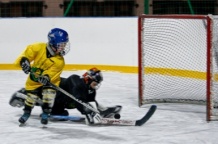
left=18, top=111, right=31, bottom=124
left=41, top=113, right=49, bottom=125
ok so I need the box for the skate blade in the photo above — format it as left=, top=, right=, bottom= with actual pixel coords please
left=19, top=123, right=27, bottom=127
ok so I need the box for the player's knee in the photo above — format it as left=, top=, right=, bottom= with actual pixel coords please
left=24, top=92, right=40, bottom=107
left=42, top=88, right=56, bottom=108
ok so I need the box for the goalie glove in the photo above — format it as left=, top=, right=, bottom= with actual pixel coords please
left=83, top=102, right=102, bottom=125
left=20, top=57, right=31, bottom=74
left=38, top=75, right=50, bottom=85
left=85, top=112, right=102, bottom=125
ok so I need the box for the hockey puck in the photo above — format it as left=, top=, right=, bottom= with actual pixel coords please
left=114, top=114, right=121, bottom=119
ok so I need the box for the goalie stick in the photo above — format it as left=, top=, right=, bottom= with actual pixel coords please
left=50, top=105, right=157, bottom=126
left=50, top=115, right=85, bottom=121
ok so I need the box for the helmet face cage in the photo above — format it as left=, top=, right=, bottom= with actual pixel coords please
left=83, top=68, right=103, bottom=90
left=57, top=42, right=70, bottom=56
left=88, top=69, right=103, bottom=83
left=48, top=28, right=70, bottom=56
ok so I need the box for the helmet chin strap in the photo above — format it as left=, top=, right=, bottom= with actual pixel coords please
left=47, top=43, right=55, bottom=56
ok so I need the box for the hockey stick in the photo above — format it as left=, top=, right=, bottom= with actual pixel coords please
left=95, top=105, right=156, bottom=126
left=50, top=115, right=85, bottom=121
left=50, top=105, right=156, bottom=126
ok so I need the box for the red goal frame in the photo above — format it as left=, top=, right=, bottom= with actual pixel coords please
left=138, top=15, right=213, bottom=121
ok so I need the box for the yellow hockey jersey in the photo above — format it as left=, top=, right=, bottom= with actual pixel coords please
left=14, top=42, right=65, bottom=90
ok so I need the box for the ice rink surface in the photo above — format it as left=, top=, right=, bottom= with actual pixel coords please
left=1, top=70, right=218, bottom=144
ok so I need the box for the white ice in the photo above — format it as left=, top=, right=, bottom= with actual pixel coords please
left=1, top=70, right=218, bottom=144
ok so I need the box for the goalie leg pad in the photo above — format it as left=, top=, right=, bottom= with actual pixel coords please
left=9, top=88, right=27, bottom=107
left=99, top=105, right=122, bottom=118
left=95, top=101, right=122, bottom=118
left=9, top=92, right=25, bottom=107
left=10, top=98, right=24, bottom=108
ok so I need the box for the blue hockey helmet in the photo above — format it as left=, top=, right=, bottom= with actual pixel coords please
left=48, top=28, right=70, bottom=56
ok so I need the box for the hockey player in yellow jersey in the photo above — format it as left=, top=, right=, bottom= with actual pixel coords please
left=15, top=28, right=70, bottom=125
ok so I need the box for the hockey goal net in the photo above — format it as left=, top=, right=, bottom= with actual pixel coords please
left=138, top=14, right=218, bottom=121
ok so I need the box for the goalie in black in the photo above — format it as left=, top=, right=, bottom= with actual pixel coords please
left=10, top=67, right=122, bottom=125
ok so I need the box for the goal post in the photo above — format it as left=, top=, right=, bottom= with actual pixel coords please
left=138, top=14, right=218, bottom=121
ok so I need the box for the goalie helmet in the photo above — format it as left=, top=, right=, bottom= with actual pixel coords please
left=47, top=28, right=70, bottom=56
left=83, top=67, right=103, bottom=89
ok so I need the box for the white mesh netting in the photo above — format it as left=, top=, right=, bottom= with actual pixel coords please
left=139, top=15, right=218, bottom=120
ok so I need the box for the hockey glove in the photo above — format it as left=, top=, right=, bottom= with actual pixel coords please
left=85, top=112, right=102, bottom=125
left=83, top=103, right=102, bottom=125
left=38, top=75, right=50, bottom=85
left=20, top=57, right=31, bottom=74
left=92, top=113, right=102, bottom=124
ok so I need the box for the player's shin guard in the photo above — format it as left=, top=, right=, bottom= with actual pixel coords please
left=41, top=88, right=56, bottom=124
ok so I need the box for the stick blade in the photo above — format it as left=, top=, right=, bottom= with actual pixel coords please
left=135, top=105, right=157, bottom=126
